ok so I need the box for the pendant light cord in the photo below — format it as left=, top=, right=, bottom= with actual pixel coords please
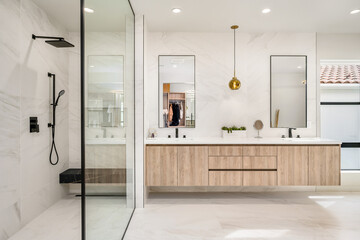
left=234, top=27, right=236, bottom=77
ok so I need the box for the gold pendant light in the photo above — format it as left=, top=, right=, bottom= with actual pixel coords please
left=229, top=25, right=241, bottom=90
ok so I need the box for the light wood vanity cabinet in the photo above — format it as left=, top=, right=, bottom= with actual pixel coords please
left=309, top=146, right=341, bottom=186
left=209, top=157, right=242, bottom=169
left=277, top=146, right=309, bottom=185
left=209, top=171, right=242, bottom=186
left=209, top=146, right=242, bottom=156
left=145, top=144, right=341, bottom=187
left=243, top=171, right=277, bottom=186
left=243, top=146, right=277, bottom=156
left=146, top=146, right=178, bottom=186
left=178, top=146, right=209, bottom=186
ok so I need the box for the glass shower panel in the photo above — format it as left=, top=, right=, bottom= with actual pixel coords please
left=83, top=0, right=135, bottom=239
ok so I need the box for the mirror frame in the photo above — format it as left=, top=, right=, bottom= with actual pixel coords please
left=158, top=55, right=196, bottom=128
left=270, top=55, right=308, bottom=128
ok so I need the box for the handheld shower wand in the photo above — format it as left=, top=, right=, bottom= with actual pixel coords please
left=48, top=73, right=65, bottom=165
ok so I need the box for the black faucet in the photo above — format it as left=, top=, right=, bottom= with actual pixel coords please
left=288, top=128, right=296, bottom=138
left=175, top=128, right=179, bottom=138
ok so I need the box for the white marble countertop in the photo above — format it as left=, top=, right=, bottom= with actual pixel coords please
left=145, top=137, right=341, bottom=145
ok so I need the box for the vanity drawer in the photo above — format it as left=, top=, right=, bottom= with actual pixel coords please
left=209, top=157, right=242, bottom=169
left=209, top=171, right=242, bottom=186
left=243, top=146, right=277, bottom=156
left=243, top=171, right=277, bottom=186
left=209, top=146, right=242, bottom=156
left=243, top=156, right=277, bottom=169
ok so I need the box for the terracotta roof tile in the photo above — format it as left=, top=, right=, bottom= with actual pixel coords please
left=320, top=65, right=360, bottom=84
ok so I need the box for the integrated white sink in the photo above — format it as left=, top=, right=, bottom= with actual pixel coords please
left=282, top=138, right=320, bottom=142
left=147, top=137, right=194, bottom=141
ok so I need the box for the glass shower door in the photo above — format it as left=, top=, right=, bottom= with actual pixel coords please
left=82, top=0, right=135, bottom=239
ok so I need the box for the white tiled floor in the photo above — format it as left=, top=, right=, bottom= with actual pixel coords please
left=9, top=197, right=81, bottom=240
left=9, top=196, right=133, bottom=240
left=8, top=192, right=360, bottom=240
left=125, top=192, right=360, bottom=240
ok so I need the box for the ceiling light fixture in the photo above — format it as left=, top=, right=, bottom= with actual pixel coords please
left=84, top=8, right=94, bottom=13
left=262, top=8, right=271, bottom=14
left=172, top=8, right=182, bottom=14
left=297, top=66, right=302, bottom=69
left=350, top=9, right=360, bottom=14
left=229, top=25, right=241, bottom=90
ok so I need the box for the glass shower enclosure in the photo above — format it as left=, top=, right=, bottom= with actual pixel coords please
left=81, top=0, right=135, bottom=239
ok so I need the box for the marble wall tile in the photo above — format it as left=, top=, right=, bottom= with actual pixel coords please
left=18, top=0, right=70, bottom=227
left=0, top=1, right=22, bottom=239
left=145, top=32, right=317, bottom=138
left=68, top=33, right=81, bottom=168
left=0, top=0, right=71, bottom=239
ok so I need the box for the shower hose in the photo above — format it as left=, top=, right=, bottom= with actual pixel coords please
left=49, top=125, right=59, bottom=165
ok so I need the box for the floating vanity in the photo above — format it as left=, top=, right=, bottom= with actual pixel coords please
left=145, top=138, right=341, bottom=187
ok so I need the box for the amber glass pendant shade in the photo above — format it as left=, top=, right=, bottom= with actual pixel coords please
left=229, top=25, right=241, bottom=90
left=229, top=77, right=241, bottom=90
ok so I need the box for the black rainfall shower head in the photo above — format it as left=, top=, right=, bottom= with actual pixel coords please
left=32, top=34, right=74, bottom=48
left=45, top=39, right=75, bottom=48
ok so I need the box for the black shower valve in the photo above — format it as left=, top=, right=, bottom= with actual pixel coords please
left=30, top=117, right=39, bottom=133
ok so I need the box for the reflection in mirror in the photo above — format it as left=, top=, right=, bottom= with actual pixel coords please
left=87, top=55, right=125, bottom=135
left=159, top=55, right=195, bottom=128
left=271, top=55, right=307, bottom=128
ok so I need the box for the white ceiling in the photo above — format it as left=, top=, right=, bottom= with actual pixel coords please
left=32, top=0, right=360, bottom=33
left=32, top=0, right=133, bottom=32
left=130, top=0, right=360, bottom=33
left=32, top=0, right=80, bottom=32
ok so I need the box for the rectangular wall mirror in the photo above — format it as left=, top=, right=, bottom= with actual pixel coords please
left=270, top=55, right=307, bottom=128
left=159, top=55, right=195, bottom=128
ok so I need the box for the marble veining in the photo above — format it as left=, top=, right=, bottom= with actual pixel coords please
left=0, top=0, right=70, bottom=239
left=145, top=32, right=317, bottom=139
left=125, top=192, right=360, bottom=240
left=8, top=192, right=360, bottom=240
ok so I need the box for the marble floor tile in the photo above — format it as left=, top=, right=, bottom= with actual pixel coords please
left=7, top=192, right=360, bottom=240
left=9, top=197, right=81, bottom=240
left=8, top=196, right=133, bottom=240
left=125, top=192, right=360, bottom=240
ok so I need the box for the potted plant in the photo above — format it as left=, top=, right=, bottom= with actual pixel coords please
left=221, top=125, right=247, bottom=138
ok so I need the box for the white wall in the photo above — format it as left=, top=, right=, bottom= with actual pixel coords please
left=145, top=32, right=317, bottom=138
left=317, top=34, right=360, bottom=60
left=134, top=15, right=145, bottom=207
left=68, top=32, right=126, bottom=168
left=0, top=0, right=69, bottom=239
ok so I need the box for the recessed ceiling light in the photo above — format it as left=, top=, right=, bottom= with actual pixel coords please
left=297, top=66, right=302, bottom=69
left=262, top=8, right=271, bottom=14
left=90, top=65, right=95, bottom=68
left=172, top=8, right=182, bottom=14
left=350, top=9, right=360, bottom=14
left=84, top=8, right=94, bottom=13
